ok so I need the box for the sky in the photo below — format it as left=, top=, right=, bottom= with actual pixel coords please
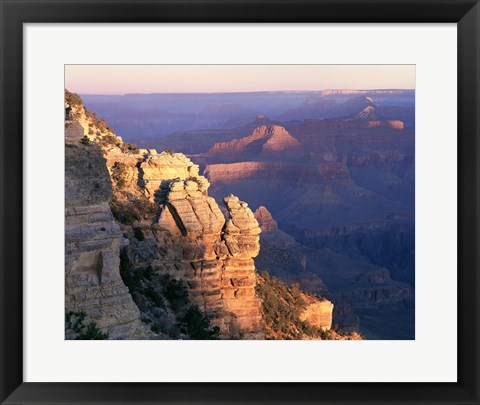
left=65, top=65, right=415, bottom=95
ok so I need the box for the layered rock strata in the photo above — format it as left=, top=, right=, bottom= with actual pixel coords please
left=299, top=296, right=334, bottom=331
left=104, top=149, right=208, bottom=200
left=208, top=125, right=301, bottom=159
left=65, top=99, right=270, bottom=339
left=66, top=104, right=265, bottom=338
left=254, top=206, right=278, bottom=231
left=127, top=186, right=265, bottom=338
left=65, top=142, right=150, bottom=339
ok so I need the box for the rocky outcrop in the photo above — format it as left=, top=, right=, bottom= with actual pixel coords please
left=104, top=147, right=265, bottom=338
left=256, top=273, right=338, bottom=340
left=254, top=206, right=278, bottom=231
left=350, top=105, right=379, bottom=120
left=65, top=142, right=150, bottom=339
left=65, top=96, right=266, bottom=339
left=101, top=147, right=209, bottom=204
left=208, top=125, right=301, bottom=160
left=343, top=106, right=405, bottom=130
left=65, top=120, right=85, bottom=144
left=126, top=189, right=264, bottom=339
left=299, top=296, right=334, bottom=331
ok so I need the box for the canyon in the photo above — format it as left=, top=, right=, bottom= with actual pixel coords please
left=67, top=88, right=415, bottom=340
left=65, top=91, right=341, bottom=340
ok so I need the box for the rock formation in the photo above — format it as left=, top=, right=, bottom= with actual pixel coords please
left=65, top=142, right=150, bottom=339
left=254, top=206, right=278, bottom=231
left=343, top=106, right=405, bottom=129
left=256, top=273, right=340, bottom=340
left=104, top=148, right=206, bottom=201
left=65, top=120, right=84, bottom=144
left=350, top=105, right=380, bottom=120
left=65, top=119, right=265, bottom=338
left=125, top=186, right=265, bottom=338
left=299, top=296, right=334, bottom=331
left=208, top=125, right=301, bottom=160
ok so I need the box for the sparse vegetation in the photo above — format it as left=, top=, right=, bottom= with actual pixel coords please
left=180, top=306, right=220, bottom=340
left=120, top=142, right=139, bottom=153
left=110, top=193, right=158, bottom=225
left=256, top=271, right=332, bottom=340
left=119, top=248, right=219, bottom=339
left=162, top=276, right=189, bottom=312
left=65, top=89, right=83, bottom=107
left=65, top=311, right=108, bottom=340
left=111, top=162, right=129, bottom=189
left=185, top=176, right=202, bottom=187
left=96, top=134, right=118, bottom=147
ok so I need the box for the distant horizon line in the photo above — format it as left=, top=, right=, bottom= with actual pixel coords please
left=74, top=88, right=416, bottom=97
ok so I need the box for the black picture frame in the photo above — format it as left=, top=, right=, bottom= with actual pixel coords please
left=1, top=1, right=479, bottom=404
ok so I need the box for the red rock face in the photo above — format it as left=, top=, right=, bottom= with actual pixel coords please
left=205, top=161, right=330, bottom=184
left=254, top=206, right=278, bottom=231
left=385, top=120, right=405, bottom=129
left=364, top=120, right=404, bottom=129
left=208, top=124, right=300, bottom=158
left=204, top=160, right=352, bottom=203
left=126, top=178, right=265, bottom=339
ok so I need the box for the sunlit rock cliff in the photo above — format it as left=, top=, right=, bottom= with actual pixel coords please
left=64, top=89, right=347, bottom=340
left=65, top=140, right=150, bottom=339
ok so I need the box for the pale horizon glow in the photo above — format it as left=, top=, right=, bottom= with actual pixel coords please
left=65, top=65, right=415, bottom=95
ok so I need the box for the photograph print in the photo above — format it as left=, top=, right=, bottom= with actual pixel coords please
left=65, top=65, right=415, bottom=340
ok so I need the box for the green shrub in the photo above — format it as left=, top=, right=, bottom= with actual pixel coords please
left=111, top=162, right=128, bottom=189
left=110, top=193, right=158, bottom=225
left=65, top=311, right=107, bottom=340
left=120, top=248, right=143, bottom=291
left=119, top=248, right=220, bottom=340
left=111, top=200, right=139, bottom=225
left=98, top=134, right=118, bottom=147
left=134, top=227, right=145, bottom=241
left=161, top=274, right=189, bottom=312
left=144, top=285, right=165, bottom=307
left=179, top=305, right=220, bottom=340
left=65, top=89, right=84, bottom=107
